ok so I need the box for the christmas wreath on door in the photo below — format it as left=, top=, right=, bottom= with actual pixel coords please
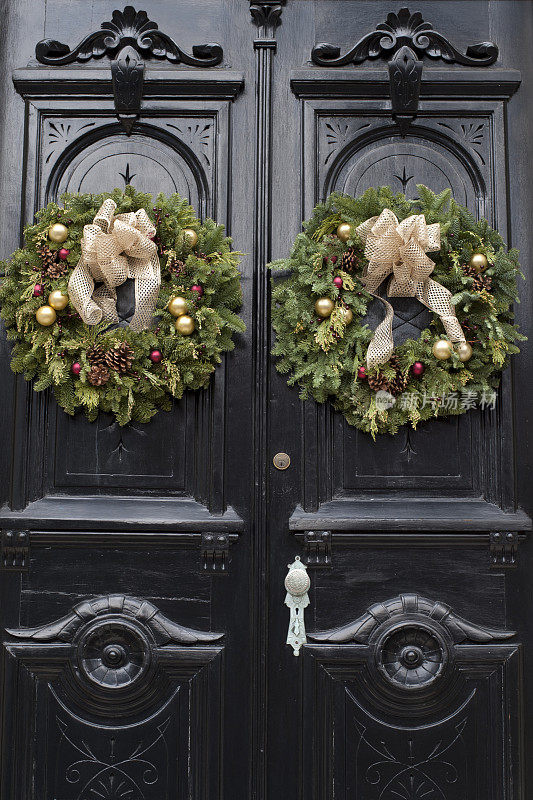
left=0, top=187, right=244, bottom=424
left=269, top=186, right=524, bottom=437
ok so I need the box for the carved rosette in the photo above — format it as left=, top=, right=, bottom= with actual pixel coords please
left=309, top=593, right=514, bottom=693
left=7, top=594, right=223, bottom=694
left=375, top=623, right=446, bottom=689
left=78, top=618, right=151, bottom=689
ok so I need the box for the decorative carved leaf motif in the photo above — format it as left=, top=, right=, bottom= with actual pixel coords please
left=437, top=121, right=487, bottom=166
left=35, top=5, right=223, bottom=67
left=44, top=120, right=96, bottom=165
left=250, top=4, right=284, bottom=29
left=112, top=46, right=144, bottom=111
left=349, top=687, right=471, bottom=799
left=166, top=122, right=212, bottom=166
left=309, top=593, right=514, bottom=644
left=56, top=708, right=174, bottom=799
left=6, top=594, right=223, bottom=645
left=319, top=118, right=371, bottom=172
left=311, top=6, right=498, bottom=68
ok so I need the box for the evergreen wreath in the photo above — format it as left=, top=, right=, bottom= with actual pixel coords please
left=0, top=187, right=244, bottom=424
left=269, top=186, right=524, bottom=437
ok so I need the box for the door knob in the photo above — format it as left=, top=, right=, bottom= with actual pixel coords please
left=284, top=556, right=310, bottom=656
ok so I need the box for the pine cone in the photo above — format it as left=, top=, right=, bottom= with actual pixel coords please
left=87, top=364, right=110, bottom=386
left=368, top=355, right=408, bottom=397
left=167, top=253, right=186, bottom=277
left=340, top=247, right=358, bottom=272
left=37, top=243, right=56, bottom=271
left=368, top=373, right=391, bottom=393
left=105, top=342, right=134, bottom=374
left=462, top=263, right=492, bottom=292
left=46, top=261, right=68, bottom=279
left=86, top=344, right=107, bottom=367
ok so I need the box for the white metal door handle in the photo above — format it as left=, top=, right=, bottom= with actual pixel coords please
left=284, top=556, right=310, bottom=656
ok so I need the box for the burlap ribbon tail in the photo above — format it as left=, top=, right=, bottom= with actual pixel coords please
left=68, top=198, right=161, bottom=332
left=356, top=209, right=466, bottom=368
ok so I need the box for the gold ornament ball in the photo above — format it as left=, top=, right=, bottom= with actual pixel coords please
left=168, top=296, right=188, bottom=317
left=48, top=290, right=69, bottom=311
left=314, top=297, right=335, bottom=318
left=339, top=307, right=353, bottom=324
left=336, top=222, right=353, bottom=243
left=469, top=252, right=488, bottom=273
left=36, top=305, right=57, bottom=326
left=183, top=228, right=198, bottom=247
left=456, top=341, right=473, bottom=362
left=175, top=314, right=195, bottom=335
left=48, top=223, right=69, bottom=243
left=432, top=339, right=452, bottom=360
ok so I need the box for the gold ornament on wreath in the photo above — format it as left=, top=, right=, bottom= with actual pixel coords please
left=0, top=187, right=245, bottom=425
left=269, top=185, right=524, bottom=437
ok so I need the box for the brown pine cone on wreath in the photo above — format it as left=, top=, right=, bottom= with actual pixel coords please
left=340, top=247, right=358, bottom=272
left=37, top=243, right=56, bottom=272
left=87, top=364, right=110, bottom=386
left=86, top=344, right=107, bottom=367
left=167, top=252, right=186, bottom=277
left=105, top=342, right=134, bottom=374
left=388, top=367, right=409, bottom=397
left=46, top=260, right=69, bottom=280
left=368, top=355, right=409, bottom=397
left=462, top=263, right=492, bottom=292
left=367, top=372, right=391, bottom=394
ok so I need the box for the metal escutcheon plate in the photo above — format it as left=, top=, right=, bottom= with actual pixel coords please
left=273, top=452, right=291, bottom=470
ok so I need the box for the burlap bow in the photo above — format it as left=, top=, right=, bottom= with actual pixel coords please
left=356, top=209, right=465, bottom=367
left=68, top=199, right=161, bottom=332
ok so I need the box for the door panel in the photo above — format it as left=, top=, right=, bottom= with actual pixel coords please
left=4, top=597, right=224, bottom=800
left=303, top=639, right=520, bottom=798
left=268, top=3, right=532, bottom=800
left=291, top=86, right=513, bottom=510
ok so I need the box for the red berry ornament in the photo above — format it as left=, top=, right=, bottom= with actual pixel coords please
left=412, top=361, right=425, bottom=377
left=33, top=284, right=43, bottom=297
left=333, top=276, right=343, bottom=289
left=357, top=366, right=367, bottom=379
left=58, top=248, right=70, bottom=260
left=150, top=349, right=162, bottom=363
left=191, top=284, right=203, bottom=297
left=71, top=362, right=81, bottom=376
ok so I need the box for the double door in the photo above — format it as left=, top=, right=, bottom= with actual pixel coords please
left=0, top=1, right=532, bottom=798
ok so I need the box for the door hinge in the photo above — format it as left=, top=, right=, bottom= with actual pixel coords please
left=1, top=530, right=30, bottom=571
left=490, top=532, right=519, bottom=567
left=304, top=530, right=332, bottom=566
left=201, top=533, right=230, bottom=572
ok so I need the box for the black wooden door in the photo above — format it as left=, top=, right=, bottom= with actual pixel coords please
left=0, top=2, right=532, bottom=799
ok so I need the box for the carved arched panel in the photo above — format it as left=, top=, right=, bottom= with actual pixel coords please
left=290, top=98, right=507, bottom=504
left=54, top=133, right=201, bottom=206
left=322, top=125, right=484, bottom=490
left=337, top=141, right=471, bottom=204
left=46, top=122, right=210, bottom=218
left=10, top=69, right=240, bottom=509
left=323, top=123, right=488, bottom=211
left=42, top=125, right=210, bottom=492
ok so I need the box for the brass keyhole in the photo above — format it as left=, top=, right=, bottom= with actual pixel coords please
left=273, top=452, right=291, bottom=470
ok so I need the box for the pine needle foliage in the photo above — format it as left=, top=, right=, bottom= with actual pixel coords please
left=269, top=186, right=524, bottom=437
left=0, top=187, right=245, bottom=424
